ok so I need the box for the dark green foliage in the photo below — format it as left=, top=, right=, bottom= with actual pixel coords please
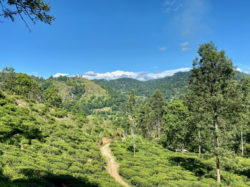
left=52, top=109, right=67, bottom=118
left=162, top=99, right=189, bottom=151
left=43, top=86, right=62, bottom=107
left=0, top=0, right=54, bottom=25
left=136, top=104, right=154, bottom=138
left=127, top=89, right=136, bottom=115
left=0, top=102, right=43, bottom=144
left=169, top=156, right=213, bottom=177
left=0, top=90, right=5, bottom=99
left=148, top=90, right=165, bottom=137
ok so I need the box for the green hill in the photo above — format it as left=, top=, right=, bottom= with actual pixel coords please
left=94, top=72, right=189, bottom=101
left=0, top=91, right=121, bottom=187
left=0, top=67, right=249, bottom=187
left=94, top=71, right=248, bottom=101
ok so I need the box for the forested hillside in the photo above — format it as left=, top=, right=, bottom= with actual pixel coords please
left=94, top=71, right=247, bottom=101
left=93, top=72, right=189, bottom=101
left=0, top=43, right=250, bottom=187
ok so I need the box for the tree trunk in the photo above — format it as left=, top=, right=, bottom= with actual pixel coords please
left=198, top=129, right=201, bottom=156
left=241, top=128, right=244, bottom=156
left=214, top=111, right=221, bottom=183
left=19, top=143, right=23, bottom=150
left=157, top=118, right=161, bottom=137
left=131, top=120, right=136, bottom=157
left=133, top=137, right=136, bottom=157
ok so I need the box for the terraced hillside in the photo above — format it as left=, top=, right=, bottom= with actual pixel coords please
left=0, top=91, right=120, bottom=187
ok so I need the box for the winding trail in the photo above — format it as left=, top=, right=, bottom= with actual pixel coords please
left=100, top=142, right=130, bottom=187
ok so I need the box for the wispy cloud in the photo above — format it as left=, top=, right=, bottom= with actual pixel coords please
left=174, top=0, right=211, bottom=37
left=159, top=46, right=167, bottom=51
left=164, top=0, right=211, bottom=38
left=180, top=41, right=190, bottom=51
left=181, top=47, right=189, bottom=51
left=180, top=41, right=189, bottom=47
left=164, top=0, right=183, bottom=13
left=81, top=68, right=191, bottom=81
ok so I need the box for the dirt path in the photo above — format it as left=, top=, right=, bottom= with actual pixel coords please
left=100, top=142, right=130, bottom=187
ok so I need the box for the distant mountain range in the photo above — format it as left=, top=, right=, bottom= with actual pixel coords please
left=94, top=71, right=248, bottom=100
left=81, top=68, right=191, bottom=81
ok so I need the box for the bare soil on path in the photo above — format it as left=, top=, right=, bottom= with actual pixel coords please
left=100, top=142, right=130, bottom=187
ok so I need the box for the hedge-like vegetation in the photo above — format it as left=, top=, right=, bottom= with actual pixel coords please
left=0, top=93, right=121, bottom=186
left=110, top=138, right=250, bottom=186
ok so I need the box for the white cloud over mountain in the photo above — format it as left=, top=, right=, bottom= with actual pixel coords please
left=81, top=68, right=191, bottom=81
left=53, top=73, right=68, bottom=78
left=53, top=67, right=249, bottom=81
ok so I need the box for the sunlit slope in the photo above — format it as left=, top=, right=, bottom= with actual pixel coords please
left=0, top=92, right=120, bottom=187
left=110, top=138, right=250, bottom=187
left=51, top=77, right=108, bottom=99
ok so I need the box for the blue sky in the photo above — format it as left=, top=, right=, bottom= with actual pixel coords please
left=0, top=0, right=250, bottom=79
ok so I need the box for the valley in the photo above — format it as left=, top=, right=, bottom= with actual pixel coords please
left=0, top=61, right=249, bottom=186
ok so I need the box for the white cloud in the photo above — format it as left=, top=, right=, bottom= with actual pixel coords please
left=236, top=68, right=242, bottom=72
left=234, top=67, right=250, bottom=75
left=159, top=46, right=167, bottom=51
left=82, top=68, right=191, bottom=81
left=53, top=73, right=68, bottom=78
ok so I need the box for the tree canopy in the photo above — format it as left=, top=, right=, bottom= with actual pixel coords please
left=0, top=0, right=54, bottom=27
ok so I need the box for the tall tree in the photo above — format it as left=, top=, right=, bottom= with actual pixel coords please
left=0, top=67, right=16, bottom=93
left=148, top=89, right=165, bottom=138
left=189, top=42, right=235, bottom=183
left=185, top=90, right=213, bottom=155
left=136, top=104, right=154, bottom=138
left=127, top=89, right=137, bottom=156
left=163, top=99, right=189, bottom=152
left=237, top=77, right=250, bottom=156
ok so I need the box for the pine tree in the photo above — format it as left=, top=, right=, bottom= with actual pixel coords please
left=127, top=89, right=137, bottom=156
left=188, top=42, right=236, bottom=183
left=148, top=90, right=165, bottom=138
left=185, top=90, right=212, bottom=155
left=137, top=104, right=154, bottom=138
left=238, top=77, right=250, bottom=156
